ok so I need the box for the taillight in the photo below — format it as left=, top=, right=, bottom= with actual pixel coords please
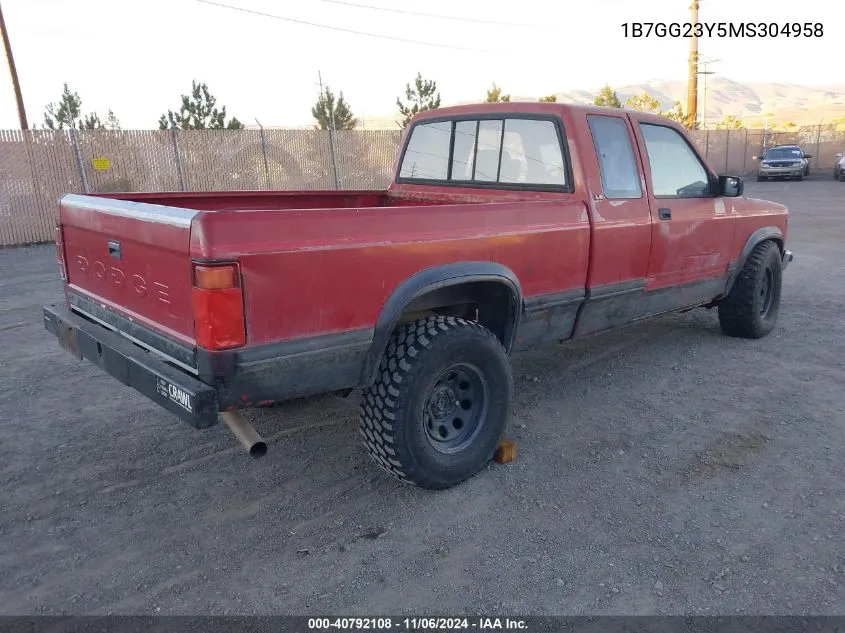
left=192, top=263, right=246, bottom=351
left=55, top=224, right=67, bottom=282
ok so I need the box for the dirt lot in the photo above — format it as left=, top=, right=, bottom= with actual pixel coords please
left=0, top=176, right=843, bottom=616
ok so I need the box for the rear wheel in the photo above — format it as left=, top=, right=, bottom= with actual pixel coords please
left=359, top=316, right=512, bottom=490
left=718, top=240, right=783, bottom=339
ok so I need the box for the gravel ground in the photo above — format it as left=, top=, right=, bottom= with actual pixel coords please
left=0, top=176, right=843, bottom=616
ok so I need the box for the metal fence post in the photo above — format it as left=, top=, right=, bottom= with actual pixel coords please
left=704, top=129, right=709, bottom=159
left=69, top=127, right=90, bottom=194
left=256, top=120, right=271, bottom=190
left=742, top=129, right=748, bottom=173
left=815, top=124, right=822, bottom=168
left=724, top=129, right=730, bottom=173
left=327, top=129, right=341, bottom=190
left=170, top=126, right=186, bottom=191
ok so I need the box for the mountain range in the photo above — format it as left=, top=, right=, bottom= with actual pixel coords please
left=356, top=76, right=845, bottom=130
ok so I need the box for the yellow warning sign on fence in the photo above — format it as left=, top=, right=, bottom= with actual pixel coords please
left=92, top=158, right=111, bottom=171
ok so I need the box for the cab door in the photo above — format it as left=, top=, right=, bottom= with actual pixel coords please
left=630, top=115, right=735, bottom=302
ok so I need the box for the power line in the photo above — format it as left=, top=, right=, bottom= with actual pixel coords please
left=319, top=0, right=550, bottom=28
left=195, top=0, right=500, bottom=53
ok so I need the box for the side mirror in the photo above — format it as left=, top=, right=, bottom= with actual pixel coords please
left=803, top=154, right=813, bottom=159
left=719, top=175, right=743, bottom=198
left=753, top=155, right=763, bottom=160
left=836, top=153, right=843, bottom=158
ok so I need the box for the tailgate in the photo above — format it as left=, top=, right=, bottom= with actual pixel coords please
left=59, top=194, right=199, bottom=361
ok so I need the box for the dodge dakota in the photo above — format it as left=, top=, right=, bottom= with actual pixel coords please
left=44, top=102, right=793, bottom=489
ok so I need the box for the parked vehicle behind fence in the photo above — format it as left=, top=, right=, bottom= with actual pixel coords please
left=834, top=152, right=845, bottom=180
left=755, top=144, right=812, bottom=181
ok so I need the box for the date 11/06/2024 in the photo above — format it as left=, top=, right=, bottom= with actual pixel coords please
left=621, top=22, right=823, bottom=38
left=307, top=617, right=527, bottom=631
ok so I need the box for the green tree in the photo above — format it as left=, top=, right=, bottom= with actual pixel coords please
left=79, top=113, right=103, bottom=130
left=593, top=85, right=622, bottom=108
left=625, top=92, right=661, bottom=113
left=538, top=94, right=557, bottom=103
left=158, top=81, right=244, bottom=130
left=714, top=114, right=744, bottom=130
left=43, top=84, right=120, bottom=130
left=486, top=83, right=510, bottom=103
left=396, top=72, right=441, bottom=128
left=312, top=87, right=356, bottom=130
left=105, top=110, right=121, bottom=131
left=661, top=102, right=688, bottom=125
left=44, top=83, right=82, bottom=129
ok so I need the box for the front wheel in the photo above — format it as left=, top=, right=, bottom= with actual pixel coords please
left=359, top=316, right=512, bottom=490
left=718, top=240, right=783, bottom=339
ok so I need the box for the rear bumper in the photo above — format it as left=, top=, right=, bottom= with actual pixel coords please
left=43, top=304, right=220, bottom=428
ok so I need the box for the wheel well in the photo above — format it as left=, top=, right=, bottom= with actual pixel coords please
left=722, top=235, right=785, bottom=300
left=395, top=280, right=518, bottom=350
left=765, top=237, right=784, bottom=254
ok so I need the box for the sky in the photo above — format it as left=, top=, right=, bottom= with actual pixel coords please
left=0, top=0, right=840, bottom=129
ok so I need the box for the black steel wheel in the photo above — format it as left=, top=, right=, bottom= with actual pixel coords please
left=718, top=240, right=783, bottom=339
left=423, top=363, right=488, bottom=454
left=359, top=316, right=512, bottom=490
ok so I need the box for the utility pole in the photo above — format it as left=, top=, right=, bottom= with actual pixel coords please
left=686, top=0, right=699, bottom=129
left=697, top=59, right=716, bottom=129
left=0, top=1, right=28, bottom=129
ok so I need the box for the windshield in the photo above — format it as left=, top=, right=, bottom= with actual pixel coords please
left=764, top=148, right=802, bottom=160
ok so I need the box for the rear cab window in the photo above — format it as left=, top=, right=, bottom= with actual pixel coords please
left=398, top=121, right=451, bottom=180
left=398, top=115, right=569, bottom=189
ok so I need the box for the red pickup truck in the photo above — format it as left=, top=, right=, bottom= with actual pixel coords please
left=44, top=103, right=793, bottom=489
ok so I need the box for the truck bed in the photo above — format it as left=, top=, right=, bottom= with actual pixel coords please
left=58, top=187, right=590, bottom=365
left=94, top=187, right=528, bottom=212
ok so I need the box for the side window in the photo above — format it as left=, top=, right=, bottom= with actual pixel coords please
left=640, top=124, right=711, bottom=197
left=398, top=121, right=451, bottom=180
left=587, top=115, right=642, bottom=199
left=499, top=119, right=566, bottom=186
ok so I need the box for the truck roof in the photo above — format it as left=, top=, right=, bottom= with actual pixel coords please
left=411, top=101, right=672, bottom=124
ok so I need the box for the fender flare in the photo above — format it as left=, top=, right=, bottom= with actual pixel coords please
left=361, top=262, right=523, bottom=385
left=724, top=226, right=784, bottom=295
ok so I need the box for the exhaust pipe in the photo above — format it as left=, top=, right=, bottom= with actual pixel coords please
left=220, top=411, right=268, bottom=458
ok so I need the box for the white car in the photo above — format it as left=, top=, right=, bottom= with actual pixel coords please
left=834, top=153, right=845, bottom=181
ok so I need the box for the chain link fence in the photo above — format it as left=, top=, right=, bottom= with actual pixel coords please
left=1, top=124, right=843, bottom=247
left=689, top=125, right=845, bottom=177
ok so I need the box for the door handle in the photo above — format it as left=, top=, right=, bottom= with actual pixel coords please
left=658, top=208, right=672, bottom=220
